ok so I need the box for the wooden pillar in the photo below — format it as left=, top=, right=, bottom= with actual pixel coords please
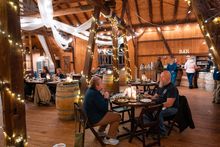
left=122, top=29, right=132, bottom=81
left=111, top=20, right=120, bottom=93
left=28, top=34, right=34, bottom=73
left=83, top=7, right=100, bottom=79
left=191, top=0, right=220, bottom=68
left=0, top=0, right=27, bottom=146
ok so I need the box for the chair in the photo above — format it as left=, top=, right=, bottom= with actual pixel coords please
left=164, top=95, right=195, bottom=135
left=129, top=104, right=163, bottom=147
left=74, top=103, right=105, bottom=146
left=109, top=99, right=131, bottom=124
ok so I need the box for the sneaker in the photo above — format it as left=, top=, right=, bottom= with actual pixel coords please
left=97, top=131, right=106, bottom=137
left=103, top=138, right=119, bottom=145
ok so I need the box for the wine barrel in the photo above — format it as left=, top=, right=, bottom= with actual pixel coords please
left=205, top=72, right=215, bottom=91
left=119, top=70, right=127, bottom=86
left=56, top=82, right=80, bottom=120
left=103, top=74, right=113, bottom=92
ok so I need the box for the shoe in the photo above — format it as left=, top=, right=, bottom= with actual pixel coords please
left=97, top=131, right=106, bottom=137
left=103, top=137, right=119, bottom=145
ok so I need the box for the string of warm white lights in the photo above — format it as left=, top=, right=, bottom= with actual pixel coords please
left=0, top=1, right=28, bottom=146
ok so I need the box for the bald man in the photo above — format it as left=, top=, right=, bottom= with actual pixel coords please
left=146, top=71, right=179, bottom=136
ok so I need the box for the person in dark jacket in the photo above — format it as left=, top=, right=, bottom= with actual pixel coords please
left=40, top=66, right=50, bottom=79
left=83, top=76, right=121, bottom=145
left=213, top=67, right=220, bottom=104
left=145, top=71, right=179, bottom=136
left=155, top=57, right=164, bottom=82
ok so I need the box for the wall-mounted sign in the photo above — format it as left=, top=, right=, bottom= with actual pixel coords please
left=179, top=49, right=189, bottom=54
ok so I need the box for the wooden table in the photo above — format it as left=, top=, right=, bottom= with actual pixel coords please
left=129, top=81, right=159, bottom=94
left=111, top=98, right=154, bottom=139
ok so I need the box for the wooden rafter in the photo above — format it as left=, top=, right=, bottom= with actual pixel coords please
left=185, top=6, right=192, bottom=22
left=134, top=0, right=142, bottom=24
left=78, top=1, right=89, bottom=20
left=126, top=1, right=138, bottom=67
left=57, top=5, right=74, bottom=25
left=138, top=36, right=204, bottom=43
left=44, top=37, right=58, bottom=68
left=156, top=27, right=173, bottom=58
left=73, top=14, right=81, bottom=25
left=121, top=0, right=127, bottom=20
left=160, top=0, right=164, bottom=23
left=148, top=0, right=153, bottom=22
left=27, top=5, right=93, bottom=17
left=173, top=0, right=179, bottom=21
left=83, top=7, right=100, bottom=79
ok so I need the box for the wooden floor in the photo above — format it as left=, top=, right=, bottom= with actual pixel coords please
left=1, top=87, right=220, bottom=147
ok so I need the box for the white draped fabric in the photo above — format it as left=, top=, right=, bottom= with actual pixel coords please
left=20, top=0, right=142, bottom=48
left=37, top=35, right=53, bottom=64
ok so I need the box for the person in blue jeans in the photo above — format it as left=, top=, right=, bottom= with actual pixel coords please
left=167, top=58, right=178, bottom=85
left=144, top=71, right=179, bottom=136
left=184, top=57, right=197, bottom=89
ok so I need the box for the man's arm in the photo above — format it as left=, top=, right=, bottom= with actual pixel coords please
left=163, top=98, right=175, bottom=108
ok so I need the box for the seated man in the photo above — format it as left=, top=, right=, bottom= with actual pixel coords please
left=145, top=70, right=179, bottom=136
left=83, top=76, right=121, bottom=145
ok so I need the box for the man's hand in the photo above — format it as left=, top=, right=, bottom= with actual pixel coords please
left=103, top=91, right=110, bottom=99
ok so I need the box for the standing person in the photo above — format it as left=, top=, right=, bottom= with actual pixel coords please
left=155, top=57, right=164, bottom=82
left=167, top=58, right=178, bottom=85
left=213, top=67, right=220, bottom=104
left=83, top=76, right=121, bottom=145
left=184, top=57, right=197, bottom=89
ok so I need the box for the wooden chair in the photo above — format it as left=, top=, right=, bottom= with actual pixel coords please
left=129, top=104, right=163, bottom=147
left=74, top=103, right=105, bottom=146
left=109, top=99, right=132, bottom=124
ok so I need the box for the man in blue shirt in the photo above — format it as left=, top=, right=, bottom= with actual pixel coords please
left=83, top=76, right=121, bottom=145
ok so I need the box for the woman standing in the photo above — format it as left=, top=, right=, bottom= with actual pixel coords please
left=167, top=58, right=178, bottom=85
left=155, top=57, right=164, bottom=82
left=184, top=57, right=197, bottom=89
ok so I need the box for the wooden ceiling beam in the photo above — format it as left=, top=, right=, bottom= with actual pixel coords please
left=173, top=0, right=179, bottom=21
left=78, top=1, right=89, bottom=20
left=134, top=0, right=142, bottom=24
left=185, top=6, right=192, bottom=22
left=73, top=14, right=81, bottom=25
left=26, top=5, right=93, bottom=17
left=121, top=0, right=127, bottom=19
left=57, top=5, right=73, bottom=25
left=132, top=19, right=197, bottom=28
left=98, top=19, right=198, bottom=31
left=160, top=0, right=164, bottom=23
left=148, top=0, right=153, bottom=22
left=156, top=27, right=173, bottom=58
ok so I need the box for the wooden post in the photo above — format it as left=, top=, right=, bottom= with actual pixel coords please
left=83, top=7, right=100, bottom=79
left=111, top=19, right=120, bottom=93
left=191, top=0, right=220, bottom=68
left=28, top=34, right=34, bottom=73
left=122, top=29, right=132, bottom=81
left=0, top=0, right=27, bottom=146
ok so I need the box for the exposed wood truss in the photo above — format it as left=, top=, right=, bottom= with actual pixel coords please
left=173, top=0, right=179, bottom=21
left=156, top=27, right=173, bottom=58
left=148, top=0, right=153, bottom=22
left=27, top=5, right=93, bottom=17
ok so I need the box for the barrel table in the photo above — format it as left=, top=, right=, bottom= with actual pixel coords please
left=56, top=81, right=80, bottom=120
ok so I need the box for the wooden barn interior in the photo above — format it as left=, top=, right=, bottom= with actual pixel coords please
left=0, top=0, right=220, bottom=146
